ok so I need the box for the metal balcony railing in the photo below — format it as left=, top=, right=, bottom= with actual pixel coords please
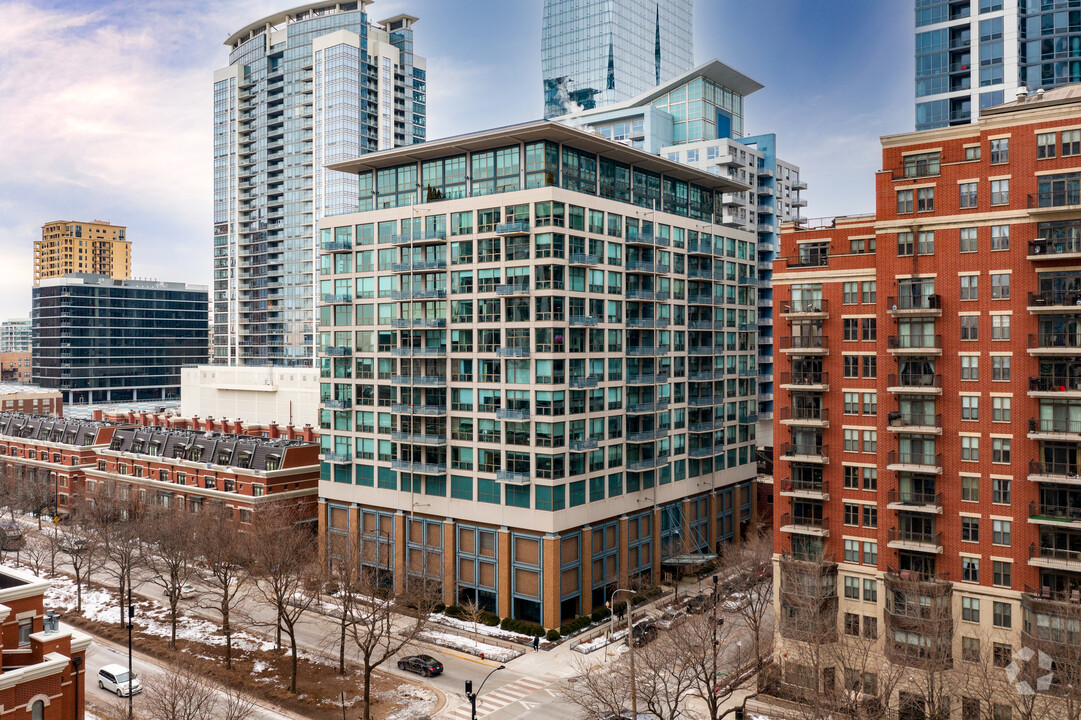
left=888, top=413, right=942, bottom=429
left=888, top=334, right=942, bottom=350
left=778, top=336, right=827, bottom=351
left=1030, top=501, right=1081, bottom=522
left=569, top=375, right=600, bottom=388
left=1029, top=190, right=1081, bottom=209
left=888, top=528, right=942, bottom=548
left=391, top=460, right=447, bottom=474
left=1030, top=332, right=1081, bottom=350
left=1028, top=290, right=1081, bottom=307
left=1029, top=417, right=1081, bottom=435
left=780, top=513, right=828, bottom=531
left=1030, top=543, right=1081, bottom=565
left=495, top=221, right=530, bottom=234
left=627, top=456, right=668, bottom=471
left=887, top=451, right=942, bottom=468
left=390, top=404, right=447, bottom=416
left=627, top=373, right=668, bottom=385
left=888, top=373, right=941, bottom=390
left=496, top=408, right=530, bottom=420
left=780, top=478, right=829, bottom=495
left=888, top=294, right=942, bottom=312
left=780, top=299, right=828, bottom=315
left=1029, top=460, right=1081, bottom=478
left=887, top=490, right=942, bottom=507
left=568, top=253, right=599, bottom=265
left=780, top=406, right=828, bottom=423
left=1030, top=376, right=1081, bottom=393
left=569, top=315, right=598, bottom=326
left=780, top=443, right=827, bottom=459
left=780, top=371, right=828, bottom=387
left=1029, top=237, right=1081, bottom=257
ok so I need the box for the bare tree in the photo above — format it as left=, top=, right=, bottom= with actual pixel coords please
left=634, top=629, right=700, bottom=720
left=193, top=506, right=250, bottom=670
left=559, top=656, right=635, bottom=719
left=674, top=607, right=750, bottom=720
left=141, top=508, right=199, bottom=649
left=324, top=530, right=362, bottom=676
left=243, top=506, right=320, bottom=694
left=719, top=526, right=774, bottom=688
left=18, top=528, right=53, bottom=577
left=461, top=598, right=485, bottom=640
left=349, top=565, right=431, bottom=720
left=89, top=492, right=143, bottom=626
left=60, top=501, right=99, bottom=613
left=885, top=573, right=955, bottom=720
left=140, top=665, right=256, bottom=720
left=16, top=467, right=55, bottom=530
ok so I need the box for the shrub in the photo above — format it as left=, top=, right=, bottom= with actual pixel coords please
left=443, top=605, right=465, bottom=620
left=433, top=602, right=446, bottom=614
left=546, top=628, right=561, bottom=642
left=559, top=615, right=593, bottom=637
left=591, top=607, right=611, bottom=623
left=480, top=611, right=501, bottom=627
left=500, top=617, right=545, bottom=637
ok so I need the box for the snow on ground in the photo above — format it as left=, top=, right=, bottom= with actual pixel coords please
left=428, top=613, right=549, bottom=646
left=380, top=683, right=438, bottom=720
left=417, top=630, right=521, bottom=663
left=573, top=618, right=654, bottom=654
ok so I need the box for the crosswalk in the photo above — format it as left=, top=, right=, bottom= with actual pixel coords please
left=443, top=676, right=550, bottom=719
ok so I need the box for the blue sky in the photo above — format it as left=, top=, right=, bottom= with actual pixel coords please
left=0, top=0, right=913, bottom=318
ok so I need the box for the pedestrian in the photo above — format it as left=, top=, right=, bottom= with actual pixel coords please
left=533, top=635, right=540, bottom=652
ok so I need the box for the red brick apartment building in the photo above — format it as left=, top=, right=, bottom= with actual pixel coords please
left=0, top=412, right=320, bottom=523
left=769, top=87, right=1081, bottom=713
left=0, top=565, right=91, bottom=720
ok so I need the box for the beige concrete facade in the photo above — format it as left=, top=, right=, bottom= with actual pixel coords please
left=35, top=220, right=130, bottom=285
left=180, top=365, right=321, bottom=429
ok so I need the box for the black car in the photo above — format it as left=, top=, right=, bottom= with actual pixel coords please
left=397, top=655, right=444, bottom=677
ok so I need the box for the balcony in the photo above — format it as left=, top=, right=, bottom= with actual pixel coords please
left=569, top=253, right=599, bottom=266
left=391, top=346, right=447, bottom=357
left=391, top=288, right=446, bottom=300
left=1030, top=332, right=1081, bottom=354
left=626, top=289, right=667, bottom=301
left=322, top=293, right=352, bottom=304
left=569, top=438, right=599, bottom=452
left=887, top=412, right=942, bottom=434
left=324, top=346, right=351, bottom=357
left=779, top=443, right=829, bottom=464
left=569, top=375, right=600, bottom=389
left=888, top=294, right=942, bottom=317
left=626, top=260, right=669, bottom=274
left=496, top=408, right=530, bottom=421
left=390, top=432, right=447, bottom=446
left=687, top=345, right=715, bottom=356
left=1028, top=289, right=1081, bottom=313
left=1028, top=190, right=1081, bottom=215
left=495, top=221, right=530, bottom=235
left=688, top=370, right=719, bottom=381
left=739, top=413, right=759, bottom=424
left=1030, top=543, right=1081, bottom=572
left=887, top=490, right=943, bottom=514
left=569, top=315, right=598, bottom=327
left=391, top=260, right=447, bottom=273
left=887, top=334, right=942, bottom=355
left=391, top=318, right=447, bottom=329
left=779, top=478, right=829, bottom=500
left=392, top=231, right=446, bottom=245
left=887, top=451, right=942, bottom=474
left=779, top=513, right=829, bottom=537
left=1029, top=501, right=1081, bottom=529
left=1028, top=417, right=1081, bottom=442
left=497, top=470, right=530, bottom=484
left=779, top=406, right=829, bottom=428
left=887, top=528, right=943, bottom=554
left=778, top=336, right=827, bottom=355
left=390, top=403, right=447, bottom=416
left=1028, top=460, right=1081, bottom=485
left=1030, top=375, right=1081, bottom=397
left=321, top=240, right=352, bottom=252
left=390, top=375, right=446, bottom=387
left=495, top=283, right=530, bottom=296
left=496, top=346, right=530, bottom=358
left=627, top=373, right=668, bottom=385
left=1029, top=237, right=1081, bottom=261
left=626, top=317, right=665, bottom=328
left=687, top=395, right=722, bottom=407
left=323, top=452, right=352, bottom=464
left=625, top=231, right=656, bottom=247
left=688, top=446, right=719, bottom=458
left=323, top=399, right=352, bottom=410
left=627, top=346, right=666, bottom=357
left=779, top=371, right=828, bottom=391
left=689, top=419, right=721, bottom=432
left=779, top=299, right=828, bottom=319
left=887, top=373, right=942, bottom=395
left=391, top=460, right=447, bottom=475
left=627, top=428, right=669, bottom=443
left=627, top=400, right=670, bottom=414
left=627, top=456, right=668, bottom=471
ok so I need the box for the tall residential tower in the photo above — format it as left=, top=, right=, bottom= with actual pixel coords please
left=214, top=2, right=425, bottom=367
left=35, top=220, right=130, bottom=285
left=542, top=0, right=694, bottom=118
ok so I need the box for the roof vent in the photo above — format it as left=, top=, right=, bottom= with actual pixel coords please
left=1016, top=86, right=1028, bottom=100
left=1036, top=88, right=1045, bottom=99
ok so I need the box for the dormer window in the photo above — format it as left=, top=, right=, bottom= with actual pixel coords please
left=110, top=437, right=123, bottom=451
left=265, top=455, right=281, bottom=471
left=218, top=450, right=232, bottom=465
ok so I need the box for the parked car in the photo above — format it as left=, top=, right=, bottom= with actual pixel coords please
left=0, top=521, right=23, bottom=551
left=397, top=655, right=444, bottom=677
left=630, top=621, right=657, bottom=648
left=162, top=583, right=196, bottom=600
left=684, top=594, right=711, bottom=614
left=98, top=664, right=142, bottom=697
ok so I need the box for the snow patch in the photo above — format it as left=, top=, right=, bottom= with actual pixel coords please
left=428, top=613, right=547, bottom=645
left=380, top=683, right=438, bottom=720
left=416, top=630, right=522, bottom=663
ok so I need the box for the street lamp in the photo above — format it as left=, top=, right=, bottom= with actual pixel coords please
left=126, top=589, right=134, bottom=720
left=464, top=664, right=505, bottom=720
left=607, top=588, right=639, bottom=718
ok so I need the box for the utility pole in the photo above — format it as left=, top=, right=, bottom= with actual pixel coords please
left=127, top=589, right=134, bottom=720
left=609, top=588, right=638, bottom=717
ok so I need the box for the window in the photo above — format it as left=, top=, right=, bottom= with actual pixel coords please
left=992, top=397, right=1010, bottom=422
left=18, top=619, right=30, bottom=646
left=844, top=356, right=859, bottom=378
left=897, top=231, right=913, bottom=255
left=917, top=187, right=934, bottom=212
left=862, top=281, right=876, bottom=303
left=844, top=539, right=860, bottom=563
left=961, top=355, right=978, bottom=380
left=992, top=478, right=1010, bottom=504
left=992, top=518, right=1011, bottom=546
left=863, top=541, right=878, bottom=565
left=990, top=273, right=1009, bottom=298
left=850, top=238, right=873, bottom=253
left=844, top=466, right=859, bottom=489
left=965, top=145, right=981, bottom=161
left=863, top=355, right=877, bottom=379
left=959, top=182, right=977, bottom=208
left=844, top=503, right=860, bottom=526
left=844, top=429, right=859, bottom=452
left=844, top=392, right=859, bottom=415
left=992, top=356, right=1010, bottom=381
left=962, top=516, right=980, bottom=542
left=959, top=275, right=979, bottom=302
left=897, top=189, right=913, bottom=214
left=962, top=436, right=979, bottom=461
left=842, top=282, right=858, bottom=304
left=990, top=179, right=1009, bottom=205
left=862, top=430, right=877, bottom=454
left=1063, top=129, right=1081, bottom=157
left=863, top=392, right=877, bottom=415
left=990, top=138, right=1009, bottom=164
left=844, top=612, right=860, bottom=635
left=863, top=615, right=877, bottom=639
left=962, top=395, right=979, bottom=420
left=990, top=225, right=1009, bottom=250
left=993, top=560, right=1011, bottom=587
left=844, top=577, right=860, bottom=599
left=863, top=578, right=877, bottom=602
left=31, top=700, right=43, bottom=720
left=962, top=557, right=980, bottom=583
left=961, top=315, right=978, bottom=340
left=993, top=644, right=1012, bottom=670
left=862, top=467, right=877, bottom=491
left=862, top=318, right=876, bottom=341
left=991, top=314, right=1010, bottom=340
left=862, top=504, right=877, bottom=528
left=962, top=476, right=979, bottom=502
left=964, top=699, right=981, bottom=720
left=962, top=636, right=981, bottom=662
left=992, top=438, right=1011, bottom=464
left=993, top=601, right=1012, bottom=628
left=843, top=318, right=859, bottom=341
left=960, top=227, right=977, bottom=252
left=1038, top=132, right=1057, bottom=159
left=962, top=596, right=980, bottom=621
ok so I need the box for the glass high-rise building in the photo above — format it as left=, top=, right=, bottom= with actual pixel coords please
left=214, top=3, right=426, bottom=367
left=914, top=0, right=1081, bottom=131
left=542, top=0, right=694, bottom=118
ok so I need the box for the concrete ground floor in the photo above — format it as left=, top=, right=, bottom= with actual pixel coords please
left=318, top=479, right=756, bottom=629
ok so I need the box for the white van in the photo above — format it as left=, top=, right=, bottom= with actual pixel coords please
left=97, top=664, right=142, bottom=696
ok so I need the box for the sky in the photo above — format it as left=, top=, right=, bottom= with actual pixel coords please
left=0, top=0, right=912, bottom=319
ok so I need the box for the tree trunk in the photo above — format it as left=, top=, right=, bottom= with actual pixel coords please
left=170, top=605, right=177, bottom=649
left=363, top=665, right=374, bottom=720
left=222, top=605, right=232, bottom=670
left=289, top=632, right=298, bottom=693
left=339, top=621, right=346, bottom=675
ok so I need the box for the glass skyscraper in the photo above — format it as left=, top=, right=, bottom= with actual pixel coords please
left=214, top=3, right=426, bottom=367
left=542, top=0, right=694, bottom=118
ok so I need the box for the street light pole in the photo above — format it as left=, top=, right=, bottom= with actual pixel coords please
left=609, top=588, right=638, bottom=717
left=126, top=589, right=134, bottom=720
left=464, top=664, right=505, bottom=720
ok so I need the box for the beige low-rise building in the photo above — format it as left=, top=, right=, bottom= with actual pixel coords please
left=180, top=365, right=320, bottom=430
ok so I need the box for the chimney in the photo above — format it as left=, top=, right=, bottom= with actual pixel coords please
left=302, top=423, right=315, bottom=442
left=92, top=409, right=103, bottom=421
left=268, top=422, right=279, bottom=438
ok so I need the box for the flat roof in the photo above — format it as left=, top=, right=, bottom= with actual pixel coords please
left=327, top=120, right=750, bottom=194
left=981, top=84, right=1081, bottom=117
left=36, top=274, right=207, bottom=292
left=225, top=1, right=372, bottom=47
